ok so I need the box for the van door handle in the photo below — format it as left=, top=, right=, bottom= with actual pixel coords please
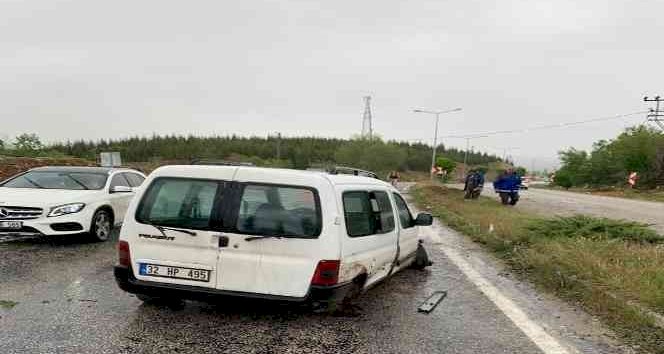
left=217, top=235, right=229, bottom=248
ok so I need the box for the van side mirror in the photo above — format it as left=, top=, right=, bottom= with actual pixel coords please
left=110, top=185, right=133, bottom=194
left=414, top=212, right=433, bottom=226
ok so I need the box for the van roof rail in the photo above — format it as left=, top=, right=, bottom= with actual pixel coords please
left=328, top=166, right=378, bottom=179
left=190, top=159, right=255, bottom=167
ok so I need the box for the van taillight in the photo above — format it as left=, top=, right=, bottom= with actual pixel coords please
left=118, top=240, right=131, bottom=267
left=311, top=260, right=340, bottom=286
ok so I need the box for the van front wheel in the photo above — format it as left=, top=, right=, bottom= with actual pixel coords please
left=412, top=243, right=433, bottom=270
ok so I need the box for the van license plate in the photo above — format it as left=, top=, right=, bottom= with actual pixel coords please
left=0, top=221, right=22, bottom=230
left=139, top=263, right=210, bottom=282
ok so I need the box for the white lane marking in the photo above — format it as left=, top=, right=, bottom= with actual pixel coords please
left=441, top=245, right=575, bottom=354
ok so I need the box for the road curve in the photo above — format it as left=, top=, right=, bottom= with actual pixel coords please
left=452, top=184, right=664, bottom=233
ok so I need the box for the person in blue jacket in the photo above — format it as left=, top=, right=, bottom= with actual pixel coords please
left=493, top=168, right=522, bottom=205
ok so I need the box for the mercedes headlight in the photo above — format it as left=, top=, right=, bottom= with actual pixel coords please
left=48, top=203, right=85, bottom=217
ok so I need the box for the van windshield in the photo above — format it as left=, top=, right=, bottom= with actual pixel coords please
left=136, top=178, right=220, bottom=230
left=236, top=184, right=321, bottom=238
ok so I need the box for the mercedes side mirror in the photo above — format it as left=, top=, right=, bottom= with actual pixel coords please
left=110, top=185, right=133, bottom=194
left=414, top=212, right=433, bottom=226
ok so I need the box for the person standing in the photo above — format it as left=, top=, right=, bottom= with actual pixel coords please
left=493, top=168, right=521, bottom=205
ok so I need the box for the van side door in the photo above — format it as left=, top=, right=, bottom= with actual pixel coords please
left=392, top=192, right=419, bottom=265
left=341, top=188, right=398, bottom=288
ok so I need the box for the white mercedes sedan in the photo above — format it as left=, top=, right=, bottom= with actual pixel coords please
left=0, top=166, right=145, bottom=241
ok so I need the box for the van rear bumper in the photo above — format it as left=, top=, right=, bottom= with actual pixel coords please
left=113, top=265, right=353, bottom=303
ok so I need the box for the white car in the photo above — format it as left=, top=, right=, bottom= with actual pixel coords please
left=0, top=166, right=146, bottom=241
left=114, top=165, right=433, bottom=309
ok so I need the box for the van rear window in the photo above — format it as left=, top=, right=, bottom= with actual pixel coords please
left=136, top=178, right=221, bottom=230
left=236, top=184, right=321, bottom=238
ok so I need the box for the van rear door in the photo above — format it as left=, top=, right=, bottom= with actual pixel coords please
left=132, top=177, right=227, bottom=289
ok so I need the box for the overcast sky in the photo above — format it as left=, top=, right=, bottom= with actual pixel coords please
left=2, top=0, right=663, bottom=169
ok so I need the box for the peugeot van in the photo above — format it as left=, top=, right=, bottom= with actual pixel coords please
left=114, top=165, right=433, bottom=307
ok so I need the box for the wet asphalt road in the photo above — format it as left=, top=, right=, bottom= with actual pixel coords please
left=0, top=185, right=632, bottom=354
left=0, top=233, right=547, bottom=354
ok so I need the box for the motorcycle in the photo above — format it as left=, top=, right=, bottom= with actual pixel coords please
left=465, top=184, right=483, bottom=199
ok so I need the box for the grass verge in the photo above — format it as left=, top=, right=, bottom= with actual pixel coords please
left=0, top=300, right=18, bottom=309
left=411, top=183, right=664, bottom=353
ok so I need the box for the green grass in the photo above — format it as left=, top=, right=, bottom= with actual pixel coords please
left=0, top=300, right=18, bottom=309
left=411, top=183, right=664, bottom=354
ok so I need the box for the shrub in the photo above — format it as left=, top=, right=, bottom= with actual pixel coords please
left=527, top=215, right=663, bottom=244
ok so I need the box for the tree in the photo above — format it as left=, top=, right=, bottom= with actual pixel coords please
left=14, top=133, right=43, bottom=155
left=553, top=170, right=573, bottom=189
left=335, top=138, right=408, bottom=174
left=557, top=148, right=589, bottom=187
left=0, top=138, right=4, bottom=151
left=436, top=157, right=457, bottom=173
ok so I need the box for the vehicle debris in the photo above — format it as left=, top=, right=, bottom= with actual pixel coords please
left=418, top=291, right=447, bottom=314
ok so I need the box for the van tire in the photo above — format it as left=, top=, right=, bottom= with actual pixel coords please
left=332, top=282, right=363, bottom=315
left=412, top=243, right=433, bottom=270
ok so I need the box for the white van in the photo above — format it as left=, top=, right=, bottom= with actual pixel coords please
left=114, top=165, right=433, bottom=307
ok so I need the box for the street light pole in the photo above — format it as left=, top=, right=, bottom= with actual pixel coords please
left=431, top=112, right=440, bottom=179
left=413, top=107, right=462, bottom=179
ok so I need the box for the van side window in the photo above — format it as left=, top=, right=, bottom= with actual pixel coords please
left=343, top=191, right=395, bottom=237
left=236, top=184, right=321, bottom=238
left=136, top=178, right=221, bottom=230
left=393, top=193, right=414, bottom=228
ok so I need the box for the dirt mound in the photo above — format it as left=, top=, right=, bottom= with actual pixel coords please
left=0, top=156, right=93, bottom=181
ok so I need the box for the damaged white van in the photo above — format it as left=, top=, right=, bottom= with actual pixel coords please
left=114, top=165, right=433, bottom=308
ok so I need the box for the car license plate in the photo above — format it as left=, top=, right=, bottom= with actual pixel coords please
left=139, top=263, right=210, bottom=282
left=0, top=221, right=22, bottom=230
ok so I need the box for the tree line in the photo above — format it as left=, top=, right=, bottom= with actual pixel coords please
left=1, top=134, right=501, bottom=174
left=554, top=125, right=664, bottom=189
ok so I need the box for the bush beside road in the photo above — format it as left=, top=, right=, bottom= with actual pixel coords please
left=411, top=183, right=664, bottom=354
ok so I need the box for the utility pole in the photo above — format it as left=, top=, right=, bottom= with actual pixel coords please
left=644, top=96, right=664, bottom=130
left=362, top=96, right=373, bottom=141
left=462, top=137, right=470, bottom=177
